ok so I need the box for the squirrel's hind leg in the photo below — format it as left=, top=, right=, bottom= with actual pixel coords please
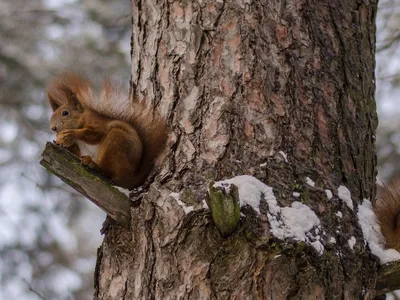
left=96, top=121, right=143, bottom=190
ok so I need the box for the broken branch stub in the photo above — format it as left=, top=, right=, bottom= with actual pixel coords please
left=208, top=182, right=241, bottom=237
left=40, top=142, right=131, bottom=227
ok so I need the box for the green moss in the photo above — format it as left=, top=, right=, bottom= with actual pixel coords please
left=208, top=183, right=241, bottom=237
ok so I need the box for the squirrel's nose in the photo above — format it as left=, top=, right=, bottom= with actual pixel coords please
left=51, top=126, right=57, bottom=132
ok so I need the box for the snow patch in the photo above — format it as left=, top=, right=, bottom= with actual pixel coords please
left=348, top=236, right=356, bottom=250
left=202, top=200, right=209, bottom=209
left=306, top=177, right=315, bottom=187
left=278, top=151, right=288, bottom=162
left=310, top=241, right=324, bottom=254
left=268, top=201, right=323, bottom=254
left=335, top=211, right=342, bottom=218
left=214, top=175, right=275, bottom=214
left=170, top=193, right=194, bottom=214
left=114, top=186, right=131, bottom=197
left=215, top=175, right=324, bottom=254
left=330, top=237, right=336, bottom=244
left=259, top=162, right=267, bottom=168
left=338, top=186, right=354, bottom=210
left=293, top=192, right=300, bottom=198
left=357, top=199, right=400, bottom=264
left=325, top=189, right=333, bottom=200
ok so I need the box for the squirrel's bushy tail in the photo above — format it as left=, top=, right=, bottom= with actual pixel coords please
left=49, top=73, right=133, bottom=120
left=99, top=78, right=168, bottom=187
left=374, top=178, right=400, bottom=251
left=128, top=108, right=167, bottom=187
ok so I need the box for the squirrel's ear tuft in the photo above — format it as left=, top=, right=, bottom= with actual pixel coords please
left=48, top=92, right=61, bottom=111
left=71, top=94, right=83, bottom=112
left=47, top=81, right=74, bottom=112
left=60, top=85, right=84, bottom=112
left=48, top=83, right=66, bottom=112
left=48, top=73, right=91, bottom=111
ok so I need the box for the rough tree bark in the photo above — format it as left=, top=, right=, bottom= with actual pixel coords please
left=94, top=0, right=379, bottom=299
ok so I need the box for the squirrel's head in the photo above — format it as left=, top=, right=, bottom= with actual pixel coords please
left=47, top=74, right=93, bottom=132
left=48, top=83, right=85, bottom=133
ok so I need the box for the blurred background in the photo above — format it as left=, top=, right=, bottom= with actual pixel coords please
left=0, top=0, right=399, bottom=299
left=0, top=0, right=130, bottom=299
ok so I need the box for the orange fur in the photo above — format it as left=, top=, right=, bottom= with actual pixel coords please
left=374, top=178, right=400, bottom=251
left=47, top=73, right=167, bottom=190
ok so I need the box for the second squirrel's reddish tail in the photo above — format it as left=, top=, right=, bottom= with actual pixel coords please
left=374, top=178, right=400, bottom=251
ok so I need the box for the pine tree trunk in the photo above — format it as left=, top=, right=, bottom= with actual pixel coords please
left=94, top=0, right=379, bottom=298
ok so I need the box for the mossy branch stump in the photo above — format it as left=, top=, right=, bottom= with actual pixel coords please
left=40, top=142, right=131, bottom=227
left=208, top=182, right=241, bottom=237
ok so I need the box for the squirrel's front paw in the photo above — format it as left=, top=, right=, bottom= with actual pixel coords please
left=56, top=130, right=74, bottom=147
left=81, top=156, right=100, bottom=171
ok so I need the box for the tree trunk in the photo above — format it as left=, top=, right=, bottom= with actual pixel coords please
left=94, top=0, right=379, bottom=299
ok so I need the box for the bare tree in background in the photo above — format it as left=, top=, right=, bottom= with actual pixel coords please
left=0, top=0, right=131, bottom=299
left=375, top=0, right=400, bottom=182
left=94, top=0, right=381, bottom=298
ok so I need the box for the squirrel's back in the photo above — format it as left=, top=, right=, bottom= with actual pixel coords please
left=374, top=178, right=400, bottom=251
left=48, top=73, right=167, bottom=186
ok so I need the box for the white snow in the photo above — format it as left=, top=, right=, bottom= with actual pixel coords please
left=202, top=200, right=209, bottom=209
left=276, top=202, right=321, bottom=240
left=170, top=192, right=194, bottom=214
left=259, top=162, right=267, bottom=168
left=170, top=192, right=180, bottom=200
left=170, top=194, right=209, bottom=214
left=214, top=175, right=275, bottom=214
left=293, top=192, right=300, bottom=197
left=214, top=175, right=324, bottom=254
left=335, top=211, right=343, bottom=218
left=338, top=185, right=354, bottom=210
left=310, top=241, right=324, bottom=254
left=278, top=151, right=288, bottom=162
left=330, top=237, right=336, bottom=244
left=306, top=177, right=315, bottom=187
left=357, top=199, right=400, bottom=264
left=325, top=189, right=333, bottom=200
left=268, top=201, right=323, bottom=254
left=348, top=236, right=356, bottom=250
left=114, top=186, right=131, bottom=197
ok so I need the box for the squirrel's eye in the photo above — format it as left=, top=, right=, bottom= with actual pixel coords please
left=62, top=110, right=69, bottom=117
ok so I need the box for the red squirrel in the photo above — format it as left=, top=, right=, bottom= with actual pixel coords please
left=48, top=73, right=167, bottom=190
left=374, top=178, right=400, bottom=251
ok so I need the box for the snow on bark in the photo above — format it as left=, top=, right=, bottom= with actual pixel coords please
left=214, top=175, right=323, bottom=254
left=358, top=199, right=400, bottom=264
left=338, top=186, right=354, bottom=211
